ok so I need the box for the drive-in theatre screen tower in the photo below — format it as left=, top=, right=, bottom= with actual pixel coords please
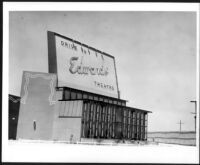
left=16, top=31, right=151, bottom=142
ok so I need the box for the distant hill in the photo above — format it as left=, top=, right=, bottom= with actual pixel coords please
left=148, top=131, right=196, bottom=134
left=147, top=131, right=196, bottom=146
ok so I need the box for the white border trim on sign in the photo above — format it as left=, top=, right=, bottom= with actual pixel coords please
left=20, top=73, right=57, bottom=105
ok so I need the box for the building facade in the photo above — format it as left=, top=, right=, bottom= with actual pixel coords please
left=58, top=87, right=149, bottom=141
left=9, top=31, right=151, bottom=142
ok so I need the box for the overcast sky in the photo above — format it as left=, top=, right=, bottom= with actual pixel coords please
left=9, top=11, right=196, bottom=131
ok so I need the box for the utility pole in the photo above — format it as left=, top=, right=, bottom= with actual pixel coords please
left=190, top=100, right=197, bottom=132
left=177, top=120, right=184, bottom=132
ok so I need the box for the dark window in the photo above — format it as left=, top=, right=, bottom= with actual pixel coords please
left=71, top=91, right=76, bottom=99
left=94, top=96, right=98, bottom=101
left=65, top=90, right=71, bottom=100
left=33, top=121, right=36, bottom=131
left=83, top=93, right=88, bottom=99
left=77, top=92, right=83, bottom=99
left=109, top=99, right=113, bottom=104
left=88, top=94, right=93, bottom=100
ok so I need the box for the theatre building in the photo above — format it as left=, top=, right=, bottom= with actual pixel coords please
left=9, top=31, right=151, bottom=142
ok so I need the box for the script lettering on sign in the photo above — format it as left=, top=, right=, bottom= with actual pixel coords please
left=69, top=56, right=109, bottom=76
left=55, top=35, right=118, bottom=98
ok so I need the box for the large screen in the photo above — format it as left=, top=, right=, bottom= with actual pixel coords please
left=48, top=32, right=119, bottom=98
